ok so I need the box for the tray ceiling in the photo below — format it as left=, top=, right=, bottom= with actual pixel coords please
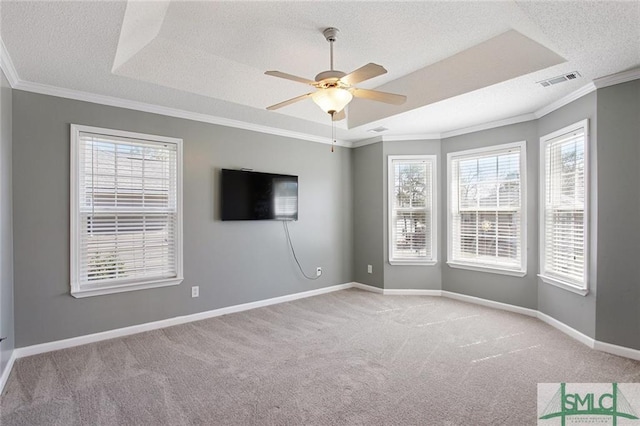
left=1, top=1, right=639, bottom=142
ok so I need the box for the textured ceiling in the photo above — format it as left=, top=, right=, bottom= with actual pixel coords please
left=1, top=1, right=639, bottom=142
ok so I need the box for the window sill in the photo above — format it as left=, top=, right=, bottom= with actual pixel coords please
left=446, top=261, right=526, bottom=277
left=389, top=260, right=437, bottom=266
left=538, top=274, right=588, bottom=296
left=71, top=277, right=184, bottom=298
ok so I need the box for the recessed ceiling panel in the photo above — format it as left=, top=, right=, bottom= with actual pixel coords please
left=112, top=0, right=170, bottom=71
left=1, top=0, right=637, bottom=142
left=347, top=30, right=566, bottom=128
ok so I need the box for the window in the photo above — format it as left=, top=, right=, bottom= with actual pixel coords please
left=448, top=141, right=526, bottom=275
left=70, top=125, right=183, bottom=298
left=539, top=120, right=589, bottom=295
left=388, top=155, right=437, bottom=264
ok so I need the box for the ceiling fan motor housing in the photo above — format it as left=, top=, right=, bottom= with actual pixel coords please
left=315, top=70, right=347, bottom=86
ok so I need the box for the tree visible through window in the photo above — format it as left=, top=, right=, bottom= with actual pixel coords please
left=70, top=125, right=183, bottom=297
left=540, top=120, right=588, bottom=292
left=448, top=142, right=526, bottom=274
left=388, top=155, right=436, bottom=264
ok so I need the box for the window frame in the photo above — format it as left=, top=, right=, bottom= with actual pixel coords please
left=70, top=124, right=184, bottom=298
left=447, top=141, right=527, bottom=276
left=538, top=119, right=589, bottom=296
left=387, top=154, right=437, bottom=265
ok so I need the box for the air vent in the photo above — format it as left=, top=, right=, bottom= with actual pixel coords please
left=369, top=126, right=389, bottom=133
left=537, top=71, right=581, bottom=87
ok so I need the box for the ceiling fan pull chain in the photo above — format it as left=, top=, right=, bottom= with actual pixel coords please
left=331, top=113, right=336, bottom=152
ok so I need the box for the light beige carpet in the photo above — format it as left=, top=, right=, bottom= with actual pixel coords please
left=2, top=288, right=640, bottom=425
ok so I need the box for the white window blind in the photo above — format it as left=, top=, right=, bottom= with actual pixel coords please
left=540, top=120, right=588, bottom=292
left=448, top=142, right=526, bottom=274
left=71, top=125, right=183, bottom=297
left=388, top=155, right=436, bottom=264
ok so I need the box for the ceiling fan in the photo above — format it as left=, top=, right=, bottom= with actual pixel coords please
left=265, top=27, right=407, bottom=122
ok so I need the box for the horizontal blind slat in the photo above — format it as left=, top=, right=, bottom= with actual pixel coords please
left=542, top=128, right=586, bottom=285
left=77, top=130, right=179, bottom=289
left=391, top=158, right=433, bottom=261
left=451, top=146, right=523, bottom=270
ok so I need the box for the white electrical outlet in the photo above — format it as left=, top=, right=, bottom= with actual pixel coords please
left=191, top=286, right=199, bottom=298
left=367, top=264, right=373, bottom=274
left=316, top=267, right=322, bottom=277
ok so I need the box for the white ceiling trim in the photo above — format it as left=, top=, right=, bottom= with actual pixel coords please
left=383, top=134, right=441, bottom=142
left=440, top=113, right=538, bottom=139
left=0, top=36, right=348, bottom=148
left=351, top=136, right=383, bottom=149
left=533, top=82, right=596, bottom=119
left=1, top=34, right=638, bottom=149
left=0, top=37, right=19, bottom=87
left=350, top=134, right=442, bottom=149
left=593, top=68, right=640, bottom=89
left=11, top=78, right=351, bottom=147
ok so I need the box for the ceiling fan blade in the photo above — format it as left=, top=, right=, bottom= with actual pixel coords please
left=266, top=93, right=314, bottom=110
left=340, top=63, right=387, bottom=86
left=265, top=71, right=317, bottom=85
left=332, top=110, right=346, bottom=122
left=351, top=88, right=406, bottom=105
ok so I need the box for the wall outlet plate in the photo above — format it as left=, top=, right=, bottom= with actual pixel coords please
left=367, top=265, right=373, bottom=274
left=191, top=286, right=199, bottom=298
left=316, top=267, right=322, bottom=277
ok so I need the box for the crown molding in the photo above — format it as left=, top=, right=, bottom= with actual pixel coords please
left=533, top=83, right=596, bottom=119
left=593, top=67, right=640, bottom=89
left=13, top=80, right=351, bottom=148
left=441, top=113, right=537, bottom=139
left=351, top=133, right=442, bottom=148
left=383, top=133, right=441, bottom=142
left=350, top=135, right=382, bottom=148
left=0, top=37, right=19, bottom=87
left=3, top=31, right=638, bottom=149
left=533, top=67, right=640, bottom=119
left=441, top=68, right=639, bottom=137
left=0, top=35, right=349, bottom=148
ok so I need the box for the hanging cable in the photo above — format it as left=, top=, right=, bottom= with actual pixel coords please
left=283, top=221, right=320, bottom=280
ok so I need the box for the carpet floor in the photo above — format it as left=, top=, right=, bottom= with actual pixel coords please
left=2, top=288, right=640, bottom=425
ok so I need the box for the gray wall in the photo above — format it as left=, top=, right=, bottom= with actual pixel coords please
left=352, top=139, right=442, bottom=291
left=12, top=90, right=353, bottom=347
left=0, top=70, right=14, bottom=374
left=383, top=140, right=442, bottom=290
left=537, top=92, right=597, bottom=338
left=440, top=121, right=539, bottom=309
left=352, top=142, right=384, bottom=288
left=8, top=78, right=640, bottom=353
left=595, top=80, right=640, bottom=349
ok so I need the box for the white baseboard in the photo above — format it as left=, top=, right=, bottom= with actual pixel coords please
left=536, top=312, right=595, bottom=348
left=351, top=283, right=441, bottom=296
left=444, top=293, right=640, bottom=361
left=351, top=282, right=384, bottom=294
left=441, top=291, right=538, bottom=318
left=7, top=282, right=640, bottom=388
left=0, top=349, right=17, bottom=395
left=383, top=289, right=442, bottom=296
left=14, top=282, right=354, bottom=359
left=593, top=340, right=640, bottom=361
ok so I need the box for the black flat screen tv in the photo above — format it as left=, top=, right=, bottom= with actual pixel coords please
left=221, top=169, right=298, bottom=221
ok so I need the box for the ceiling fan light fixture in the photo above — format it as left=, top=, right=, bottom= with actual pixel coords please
left=311, top=87, right=353, bottom=114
